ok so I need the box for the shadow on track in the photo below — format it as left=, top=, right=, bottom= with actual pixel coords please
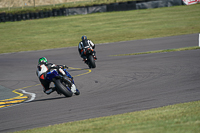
left=28, top=96, right=67, bottom=103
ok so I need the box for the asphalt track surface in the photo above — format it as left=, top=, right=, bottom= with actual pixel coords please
left=0, top=34, right=200, bottom=132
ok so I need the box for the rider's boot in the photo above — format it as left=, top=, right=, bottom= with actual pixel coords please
left=83, top=58, right=88, bottom=63
left=45, top=87, right=56, bottom=95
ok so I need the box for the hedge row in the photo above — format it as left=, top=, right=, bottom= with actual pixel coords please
left=0, top=8, right=66, bottom=22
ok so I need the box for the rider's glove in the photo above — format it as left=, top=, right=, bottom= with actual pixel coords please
left=63, top=65, right=68, bottom=69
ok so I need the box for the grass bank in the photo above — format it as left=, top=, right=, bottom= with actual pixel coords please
left=0, top=4, right=200, bottom=54
left=14, top=100, right=200, bottom=133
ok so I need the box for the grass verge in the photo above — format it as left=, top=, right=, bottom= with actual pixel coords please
left=110, top=46, right=200, bottom=56
left=14, top=100, right=200, bottom=133
left=0, top=4, right=200, bottom=54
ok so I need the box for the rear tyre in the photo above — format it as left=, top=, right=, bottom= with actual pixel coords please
left=88, top=55, right=96, bottom=68
left=54, top=79, right=73, bottom=97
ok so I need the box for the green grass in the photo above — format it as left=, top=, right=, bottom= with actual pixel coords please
left=0, top=4, right=200, bottom=54
left=111, top=46, right=200, bottom=56
left=14, top=100, right=200, bottom=133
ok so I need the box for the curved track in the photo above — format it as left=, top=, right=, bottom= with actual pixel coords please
left=0, top=34, right=200, bottom=132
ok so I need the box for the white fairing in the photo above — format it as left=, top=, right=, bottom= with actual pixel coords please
left=37, top=64, right=48, bottom=77
left=71, top=84, right=77, bottom=93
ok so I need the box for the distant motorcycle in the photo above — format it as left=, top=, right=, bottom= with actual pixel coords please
left=84, top=48, right=96, bottom=68
left=46, top=66, right=80, bottom=97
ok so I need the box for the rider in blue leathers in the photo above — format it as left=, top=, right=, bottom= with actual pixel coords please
left=36, top=57, right=73, bottom=95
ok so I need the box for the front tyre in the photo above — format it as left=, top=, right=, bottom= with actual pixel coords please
left=54, top=79, right=73, bottom=97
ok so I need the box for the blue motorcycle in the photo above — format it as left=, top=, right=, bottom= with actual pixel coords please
left=46, top=66, right=80, bottom=97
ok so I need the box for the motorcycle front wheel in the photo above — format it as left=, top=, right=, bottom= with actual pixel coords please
left=54, top=79, right=73, bottom=97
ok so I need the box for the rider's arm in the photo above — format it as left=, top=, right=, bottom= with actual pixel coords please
left=50, top=64, right=68, bottom=70
left=78, top=42, right=82, bottom=54
left=49, top=64, right=57, bottom=68
left=58, top=65, right=68, bottom=69
left=88, top=40, right=95, bottom=49
left=47, top=64, right=59, bottom=72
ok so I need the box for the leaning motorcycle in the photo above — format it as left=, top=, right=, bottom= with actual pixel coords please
left=46, top=67, right=80, bottom=97
left=84, top=48, right=96, bottom=68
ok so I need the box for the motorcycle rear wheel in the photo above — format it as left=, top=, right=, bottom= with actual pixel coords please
left=88, top=55, right=96, bottom=68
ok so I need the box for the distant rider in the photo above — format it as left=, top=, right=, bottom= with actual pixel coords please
left=78, top=35, right=97, bottom=62
left=36, top=57, right=73, bottom=95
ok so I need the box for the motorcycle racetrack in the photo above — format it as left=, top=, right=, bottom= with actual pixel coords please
left=0, top=34, right=200, bottom=132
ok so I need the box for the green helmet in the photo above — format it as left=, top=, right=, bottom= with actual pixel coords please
left=38, top=57, right=48, bottom=64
